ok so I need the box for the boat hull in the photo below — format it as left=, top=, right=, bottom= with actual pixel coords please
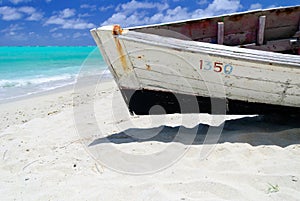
left=91, top=7, right=300, bottom=115
left=121, top=88, right=300, bottom=115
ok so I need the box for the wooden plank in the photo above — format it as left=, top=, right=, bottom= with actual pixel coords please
left=283, top=95, right=300, bottom=107
left=138, top=77, right=286, bottom=106
left=242, top=38, right=294, bottom=52
left=217, top=22, right=224, bottom=45
left=258, top=16, right=266, bottom=45
left=93, top=7, right=300, bottom=112
left=127, top=42, right=300, bottom=86
left=139, top=76, right=300, bottom=108
left=122, top=38, right=300, bottom=107
left=97, top=26, right=300, bottom=107
left=133, top=7, right=300, bottom=46
left=296, top=17, right=300, bottom=55
left=194, top=25, right=298, bottom=45
left=229, top=59, right=300, bottom=85
left=264, top=26, right=298, bottom=41
left=134, top=67, right=299, bottom=97
left=123, top=31, right=300, bottom=65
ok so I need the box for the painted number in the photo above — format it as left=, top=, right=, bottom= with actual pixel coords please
left=200, top=59, right=203, bottom=70
left=204, top=61, right=212, bottom=70
left=214, top=62, right=223, bottom=72
left=199, top=59, right=233, bottom=74
left=224, top=64, right=233, bottom=74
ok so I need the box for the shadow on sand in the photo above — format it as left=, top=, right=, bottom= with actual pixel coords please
left=89, top=115, right=300, bottom=148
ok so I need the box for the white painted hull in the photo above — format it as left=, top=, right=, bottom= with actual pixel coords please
left=91, top=7, right=300, bottom=114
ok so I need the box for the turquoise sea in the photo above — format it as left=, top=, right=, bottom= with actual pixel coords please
left=0, top=46, right=109, bottom=101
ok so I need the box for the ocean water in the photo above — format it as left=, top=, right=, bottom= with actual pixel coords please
left=0, top=46, right=109, bottom=101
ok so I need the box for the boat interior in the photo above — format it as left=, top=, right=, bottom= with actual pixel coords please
left=132, top=6, right=300, bottom=55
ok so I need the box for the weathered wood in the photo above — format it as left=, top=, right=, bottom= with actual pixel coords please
left=264, top=26, right=298, bottom=41
left=133, top=64, right=300, bottom=97
left=257, top=16, right=266, bottom=45
left=91, top=6, right=300, bottom=115
left=124, top=32, right=300, bottom=89
left=217, top=22, right=224, bottom=45
left=134, top=6, right=300, bottom=46
left=133, top=68, right=289, bottom=96
left=129, top=48, right=300, bottom=86
left=122, top=31, right=300, bottom=107
left=296, top=17, right=300, bottom=54
left=242, top=38, right=296, bottom=52
left=138, top=78, right=289, bottom=107
left=124, top=31, right=300, bottom=65
left=125, top=50, right=299, bottom=110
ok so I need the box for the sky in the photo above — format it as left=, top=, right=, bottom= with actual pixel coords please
left=0, top=0, right=299, bottom=46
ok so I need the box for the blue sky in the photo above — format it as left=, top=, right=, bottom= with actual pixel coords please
left=0, top=0, right=298, bottom=46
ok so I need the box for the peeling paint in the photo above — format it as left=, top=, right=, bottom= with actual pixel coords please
left=92, top=6, right=300, bottom=113
left=146, top=64, right=151, bottom=71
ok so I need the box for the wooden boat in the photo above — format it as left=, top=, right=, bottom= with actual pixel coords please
left=91, top=6, right=300, bottom=115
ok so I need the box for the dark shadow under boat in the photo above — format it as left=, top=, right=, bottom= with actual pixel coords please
left=89, top=115, right=300, bottom=148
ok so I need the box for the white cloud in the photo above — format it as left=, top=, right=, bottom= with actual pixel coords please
left=18, top=6, right=43, bottom=20
left=267, top=5, right=277, bottom=9
left=49, top=27, right=58, bottom=32
left=80, top=4, right=97, bottom=11
left=73, top=32, right=88, bottom=39
left=101, top=0, right=169, bottom=27
left=158, top=6, right=190, bottom=22
left=61, top=20, right=95, bottom=29
left=1, top=24, right=23, bottom=35
left=197, top=0, right=208, bottom=5
left=0, top=24, right=27, bottom=41
left=116, top=0, right=169, bottom=14
left=9, top=0, right=32, bottom=4
left=26, top=11, right=43, bottom=21
left=46, top=16, right=65, bottom=24
left=0, top=6, right=22, bottom=20
left=0, top=6, right=43, bottom=21
left=51, top=32, right=63, bottom=38
left=58, top=8, right=76, bottom=18
left=102, top=0, right=242, bottom=27
left=78, top=13, right=91, bottom=18
left=45, top=8, right=95, bottom=30
left=99, top=5, right=114, bottom=12
left=189, top=0, right=242, bottom=19
left=202, top=0, right=242, bottom=16
left=249, top=3, right=262, bottom=10
left=18, top=6, right=35, bottom=14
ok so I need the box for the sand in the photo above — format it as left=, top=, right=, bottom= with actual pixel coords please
left=1, top=77, right=300, bottom=201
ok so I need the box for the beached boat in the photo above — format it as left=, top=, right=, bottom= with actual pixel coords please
left=91, top=6, right=300, bottom=115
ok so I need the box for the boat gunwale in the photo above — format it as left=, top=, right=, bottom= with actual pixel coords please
left=117, top=30, right=300, bottom=68
left=126, top=5, right=300, bottom=30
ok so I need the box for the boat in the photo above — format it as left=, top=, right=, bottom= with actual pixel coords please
left=91, top=6, right=300, bottom=115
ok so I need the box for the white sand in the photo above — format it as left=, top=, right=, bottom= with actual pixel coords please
left=1, top=78, right=300, bottom=201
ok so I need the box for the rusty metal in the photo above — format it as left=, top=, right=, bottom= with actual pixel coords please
left=114, top=37, right=129, bottom=72
left=113, top=24, right=123, bottom=35
left=112, top=25, right=129, bottom=72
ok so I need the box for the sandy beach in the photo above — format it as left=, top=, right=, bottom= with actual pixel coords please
left=1, top=77, right=300, bottom=201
